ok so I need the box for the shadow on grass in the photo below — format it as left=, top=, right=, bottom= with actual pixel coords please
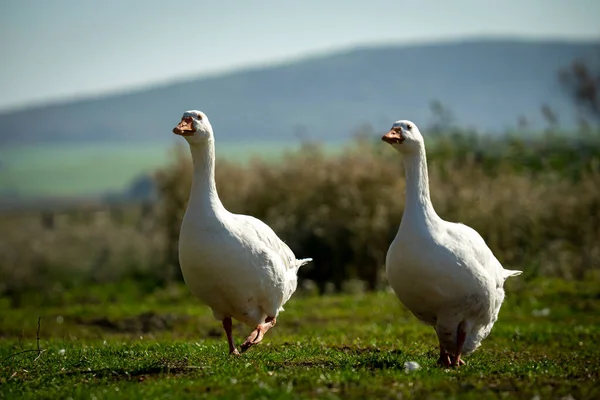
left=282, top=345, right=408, bottom=370
left=60, top=358, right=204, bottom=381
left=75, top=312, right=191, bottom=334
left=328, top=345, right=403, bottom=356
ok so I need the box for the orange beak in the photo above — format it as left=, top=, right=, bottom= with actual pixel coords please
left=173, top=117, right=195, bottom=136
left=382, top=129, right=404, bottom=144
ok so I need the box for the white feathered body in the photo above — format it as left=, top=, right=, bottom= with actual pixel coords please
left=387, top=217, right=520, bottom=355
left=383, top=125, right=521, bottom=357
left=179, top=205, right=309, bottom=327
left=174, top=112, right=310, bottom=334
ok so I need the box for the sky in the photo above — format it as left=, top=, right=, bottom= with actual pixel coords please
left=1, top=0, right=599, bottom=112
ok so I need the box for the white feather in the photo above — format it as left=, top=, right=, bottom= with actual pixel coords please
left=384, top=120, right=521, bottom=357
left=177, top=111, right=311, bottom=327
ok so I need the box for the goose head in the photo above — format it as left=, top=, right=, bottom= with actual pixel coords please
left=173, top=110, right=213, bottom=145
left=382, top=120, right=423, bottom=153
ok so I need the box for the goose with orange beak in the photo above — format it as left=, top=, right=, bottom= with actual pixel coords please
left=173, top=110, right=312, bottom=355
left=382, top=119, right=521, bottom=367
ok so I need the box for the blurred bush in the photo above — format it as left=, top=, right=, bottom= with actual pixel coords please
left=0, top=204, right=166, bottom=307
left=154, top=128, right=600, bottom=293
left=1, top=127, right=599, bottom=303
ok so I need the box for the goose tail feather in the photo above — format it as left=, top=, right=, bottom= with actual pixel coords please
left=503, top=269, right=522, bottom=280
left=295, top=258, right=313, bottom=270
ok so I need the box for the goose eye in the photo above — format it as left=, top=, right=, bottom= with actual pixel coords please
left=406, top=124, right=412, bottom=130
left=196, top=114, right=203, bottom=120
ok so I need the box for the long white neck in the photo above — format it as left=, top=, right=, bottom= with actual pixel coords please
left=400, top=144, right=440, bottom=229
left=186, top=138, right=226, bottom=216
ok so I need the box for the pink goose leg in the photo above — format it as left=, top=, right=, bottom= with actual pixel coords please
left=222, top=317, right=240, bottom=355
left=240, top=316, right=277, bottom=352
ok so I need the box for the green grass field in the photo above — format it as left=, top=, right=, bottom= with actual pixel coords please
left=1, top=278, right=598, bottom=399
left=0, top=141, right=333, bottom=198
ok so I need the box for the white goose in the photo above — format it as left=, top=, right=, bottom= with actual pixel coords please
left=172, top=110, right=312, bottom=355
left=382, top=120, right=521, bottom=367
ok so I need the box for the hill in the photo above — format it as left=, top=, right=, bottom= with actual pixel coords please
left=0, top=39, right=597, bottom=145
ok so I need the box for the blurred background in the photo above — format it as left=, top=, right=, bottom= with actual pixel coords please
left=0, top=0, right=599, bottom=306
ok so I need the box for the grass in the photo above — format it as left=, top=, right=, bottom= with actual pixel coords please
left=0, top=141, right=341, bottom=198
left=1, top=278, right=599, bottom=399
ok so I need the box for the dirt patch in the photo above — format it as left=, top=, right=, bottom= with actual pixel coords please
left=76, top=312, right=190, bottom=334
left=328, top=345, right=403, bottom=356
left=61, top=358, right=204, bottom=381
left=206, top=327, right=222, bottom=338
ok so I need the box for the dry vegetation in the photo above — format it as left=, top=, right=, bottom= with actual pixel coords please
left=1, top=128, right=599, bottom=305
left=155, top=129, right=600, bottom=291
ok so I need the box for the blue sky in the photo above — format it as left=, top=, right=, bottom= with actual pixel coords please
left=1, top=0, right=598, bottom=112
